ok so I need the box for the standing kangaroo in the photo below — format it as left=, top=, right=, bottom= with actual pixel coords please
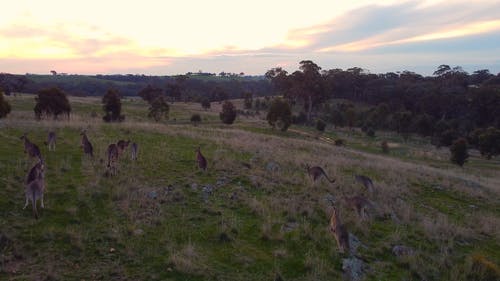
left=80, top=131, right=93, bottom=157
left=330, top=207, right=350, bottom=253
left=24, top=160, right=45, bottom=219
left=344, top=195, right=375, bottom=220
left=196, top=147, right=207, bottom=171
left=354, top=175, right=374, bottom=193
left=130, top=142, right=138, bottom=160
left=45, top=131, right=57, bottom=151
left=306, top=164, right=336, bottom=184
left=20, top=134, right=42, bottom=161
left=106, top=143, right=119, bottom=175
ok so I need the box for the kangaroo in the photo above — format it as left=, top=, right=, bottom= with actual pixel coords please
left=196, top=147, right=207, bottom=171
left=44, top=131, right=57, bottom=151
left=23, top=161, right=45, bottom=219
left=116, top=140, right=130, bottom=156
left=306, top=164, right=336, bottom=184
left=25, top=159, right=44, bottom=184
left=344, top=195, right=375, bottom=220
left=106, top=143, right=119, bottom=175
left=20, top=134, right=42, bottom=161
left=354, top=174, right=374, bottom=193
left=80, top=131, right=93, bottom=157
left=329, top=206, right=350, bottom=253
left=130, top=142, right=138, bottom=160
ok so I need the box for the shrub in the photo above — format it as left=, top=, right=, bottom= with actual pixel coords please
left=266, top=98, right=292, bottom=131
left=477, top=127, right=500, bottom=159
left=366, top=128, right=375, bottom=137
left=0, top=92, right=11, bottom=118
left=219, top=100, right=237, bottom=124
left=292, top=112, right=307, bottom=125
left=190, top=114, right=202, bottom=126
left=316, top=119, right=326, bottom=132
left=243, top=92, right=253, bottom=109
left=148, top=96, right=169, bottom=122
left=450, top=137, right=469, bottom=167
left=334, top=139, right=345, bottom=146
left=381, top=140, right=389, bottom=153
left=34, top=87, right=71, bottom=119
left=201, top=99, right=211, bottom=110
left=438, top=129, right=460, bottom=147
left=102, top=89, right=124, bottom=122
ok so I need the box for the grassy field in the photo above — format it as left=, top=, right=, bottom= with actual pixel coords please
left=1, top=94, right=499, bottom=280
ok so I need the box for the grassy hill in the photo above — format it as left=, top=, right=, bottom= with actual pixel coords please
left=1, top=95, right=499, bottom=280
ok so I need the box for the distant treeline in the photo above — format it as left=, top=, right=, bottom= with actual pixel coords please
left=0, top=73, right=273, bottom=101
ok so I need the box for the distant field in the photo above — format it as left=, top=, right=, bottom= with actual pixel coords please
left=1, top=95, right=499, bottom=280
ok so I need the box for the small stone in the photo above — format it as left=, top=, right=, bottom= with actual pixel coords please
left=282, top=221, right=299, bottom=232
left=392, top=245, right=414, bottom=257
left=191, top=183, right=198, bottom=190
left=133, top=229, right=144, bottom=236
left=348, top=233, right=363, bottom=255
left=266, top=161, right=280, bottom=172
left=148, top=191, right=158, bottom=199
left=109, top=248, right=115, bottom=253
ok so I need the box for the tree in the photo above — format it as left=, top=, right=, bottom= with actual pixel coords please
left=148, top=96, right=169, bottom=122
left=450, top=137, right=469, bottom=166
left=243, top=92, right=253, bottom=109
left=266, top=98, right=292, bottom=131
left=212, top=86, right=228, bottom=103
left=219, top=100, right=237, bottom=124
left=201, top=98, right=211, bottom=110
left=190, top=114, right=202, bottom=126
left=34, top=87, right=71, bottom=119
left=0, top=91, right=11, bottom=118
left=102, top=89, right=124, bottom=122
left=138, top=85, right=163, bottom=103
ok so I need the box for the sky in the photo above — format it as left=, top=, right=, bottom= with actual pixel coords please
left=0, top=0, right=499, bottom=76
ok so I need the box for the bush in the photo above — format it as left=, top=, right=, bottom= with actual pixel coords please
left=0, top=92, right=11, bottom=118
left=438, top=129, right=460, bottom=147
left=148, top=96, right=169, bottom=122
left=219, top=100, right=237, bottom=124
left=381, top=140, right=389, bottom=153
left=292, top=112, right=307, bottom=125
left=201, top=98, right=211, bottom=110
left=366, top=128, right=375, bottom=137
left=316, top=119, right=326, bottom=132
left=190, top=114, right=201, bottom=126
left=334, top=139, right=345, bottom=146
left=266, top=98, right=292, bottom=131
left=450, top=137, right=469, bottom=167
left=102, top=89, right=124, bottom=122
left=477, top=127, right=500, bottom=159
left=34, top=87, right=71, bottom=119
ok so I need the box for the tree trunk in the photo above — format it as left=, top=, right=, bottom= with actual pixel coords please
left=306, top=95, right=313, bottom=122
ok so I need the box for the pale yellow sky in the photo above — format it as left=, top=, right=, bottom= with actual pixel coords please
left=0, top=0, right=499, bottom=74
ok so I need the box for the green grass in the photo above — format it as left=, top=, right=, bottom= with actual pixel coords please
left=1, top=95, right=499, bottom=280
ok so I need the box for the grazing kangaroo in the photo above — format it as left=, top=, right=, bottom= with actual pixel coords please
left=45, top=131, right=57, bottom=151
left=116, top=140, right=130, bottom=156
left=354, top=175, right=374, bottom=193
left=330, top=206, right=350, bottom=254
left=306, top=164, right=336, bottom=184
left=20, top=134, right=42, bottom=161
left=196, top=147, right=207, bottom=171
left=130, top=142, right=138, bottom=160
left=24, top=161, right=45, bottom=219
left=344, top=195, right=375, bottom=220
left=80, top=131, right=93, bottom=157
left=106, top=143, right=119, bottom=175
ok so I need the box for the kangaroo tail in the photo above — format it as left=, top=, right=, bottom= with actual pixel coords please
left=32, top=188, right=38, bottom=219
left=323, top=170, right=336, bottom=183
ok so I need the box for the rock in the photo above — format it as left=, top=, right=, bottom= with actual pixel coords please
left=282, top=221, right=299, bottom=232
left=133, top=229, right=144, bottom=236
left=342, top=256, right=364, bottom=281
left=392, top=245, right=414, bottom=257
left=323, top=193, right=336, bottom=205
left=390, top=211, right=401, bottom=224
left=191, top=183, right=198, bottom=190
left=216, top=177, right=228, bottom=186
left=202, top=185, right=214, bottom=202
left=109, top=248, right=116, bottom=253
left=348, top=233, right=363, bottom=255
left=266, top=161, right=280, bottom=172
left=147, top=191, right=158, bottom=199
